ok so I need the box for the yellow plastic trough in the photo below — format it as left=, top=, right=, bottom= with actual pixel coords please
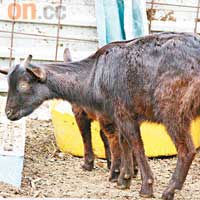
left=50, top=100, right=200, bottom=158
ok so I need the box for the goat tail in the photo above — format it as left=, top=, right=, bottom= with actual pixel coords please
left=179, top=78, right=200, bottom=121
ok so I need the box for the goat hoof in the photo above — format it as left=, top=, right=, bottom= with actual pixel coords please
left=81, top=162, right=94, bottom=171
left=162, top=182, right=176, bottom=200
left=109, top=176, right=118, bottom=183
left=140, top=191, right=154, bottom=198
left=162, top=191, right=175, bottom=200
left=106, top=159, right=111, bottom=170
left=132, top=168, right=138, bottom=178
left=140, top=180, right=154, bottom=198
left=109, top=170, right=120, bottom=183
left=140, top=194, right=154, bottom=198
left=116, top=184, right=130, bottom=190
left=117, top=177, right=131, bottom=190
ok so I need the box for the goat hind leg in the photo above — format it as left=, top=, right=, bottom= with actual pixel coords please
left=132, top=151, right=138, bottom=178
left=130, top=123, right=154, bottom=198
left=162, top=124, right=196, bottom=200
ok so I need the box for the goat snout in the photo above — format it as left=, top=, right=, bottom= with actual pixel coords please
left=6, top=109, right=13, bottom=117
left=6, top=109, right=11, bottom=114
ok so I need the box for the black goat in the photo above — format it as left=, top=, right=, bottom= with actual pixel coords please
left=63, top=49, right=138, bottom=182
left=1, top=32, right=200, bottom=200
left=63, top=48, right=112, bottom=171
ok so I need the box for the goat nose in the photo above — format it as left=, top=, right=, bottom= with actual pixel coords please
left=6, top=109, right=12, bottom=117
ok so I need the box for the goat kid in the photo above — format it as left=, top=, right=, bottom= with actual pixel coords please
left=0, top=54, right=145, bottom=195
left=63, top=48, right=112, bottom=171
left=63, top=49, right=139, bottom=182
left=1, top=32, right=200, bottom=199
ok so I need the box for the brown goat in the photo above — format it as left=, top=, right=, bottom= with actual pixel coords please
left=1, top=32, right=200, bottom=199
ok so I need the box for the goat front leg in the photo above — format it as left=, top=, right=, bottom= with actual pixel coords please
left=108, top=135, right=122, bottom=182
left=99, top=121, right=121, bottom=182
left=100, top=130, right=111, bottom=169
left=115, top=111, right=154, bottom=197
left=72, top=106, right=94, bottom=171
left=162, top=122, right=196, bottom=200
left=132, top=151, right=138, bottom=178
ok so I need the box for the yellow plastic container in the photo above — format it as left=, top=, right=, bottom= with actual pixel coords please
left=50, top=100, right=200, bottom=158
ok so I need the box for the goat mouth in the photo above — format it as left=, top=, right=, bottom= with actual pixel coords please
left=7, top=113, right=21, bottom=121
left=7, top=108, right=34, bottom=121
left=7, top=110, right=23, bottom=121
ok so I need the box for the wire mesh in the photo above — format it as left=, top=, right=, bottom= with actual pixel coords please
left=147, top=0, right=200, bottom=34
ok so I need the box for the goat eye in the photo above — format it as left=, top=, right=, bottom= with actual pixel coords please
left=18, top=82, right=30, bottom=91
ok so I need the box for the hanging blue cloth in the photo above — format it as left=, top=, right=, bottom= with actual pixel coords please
left=95, top=0, right=148, bottom=46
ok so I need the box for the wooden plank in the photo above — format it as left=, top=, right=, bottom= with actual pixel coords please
left=0, top=21, right=98, bottom=41
left=0, top=26, right=98, bottom=61
left=146, top=0, right=200, bottom=33
left=146, top=0, right=198, bottom=10
left=0, top=42, right=97, bottom=61
left=151, top=20, right=199, bottom=33
left=0, top=76, right=7, bottom=93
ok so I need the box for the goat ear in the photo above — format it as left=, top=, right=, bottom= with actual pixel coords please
left=63, top=48, right=72, bottom=63
left=26, top=64, right=46, bottom=82
left=22, top=55, right=32, bottom=67
left=0, top=67, right=9, bottom=75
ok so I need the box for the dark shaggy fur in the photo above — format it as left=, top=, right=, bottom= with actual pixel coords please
left=63, top=49, right=111, bottom=171
left=1, top=32, right=200, bottom=200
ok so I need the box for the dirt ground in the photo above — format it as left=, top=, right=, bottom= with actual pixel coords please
left=0, top=115, right=199, bottom=199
